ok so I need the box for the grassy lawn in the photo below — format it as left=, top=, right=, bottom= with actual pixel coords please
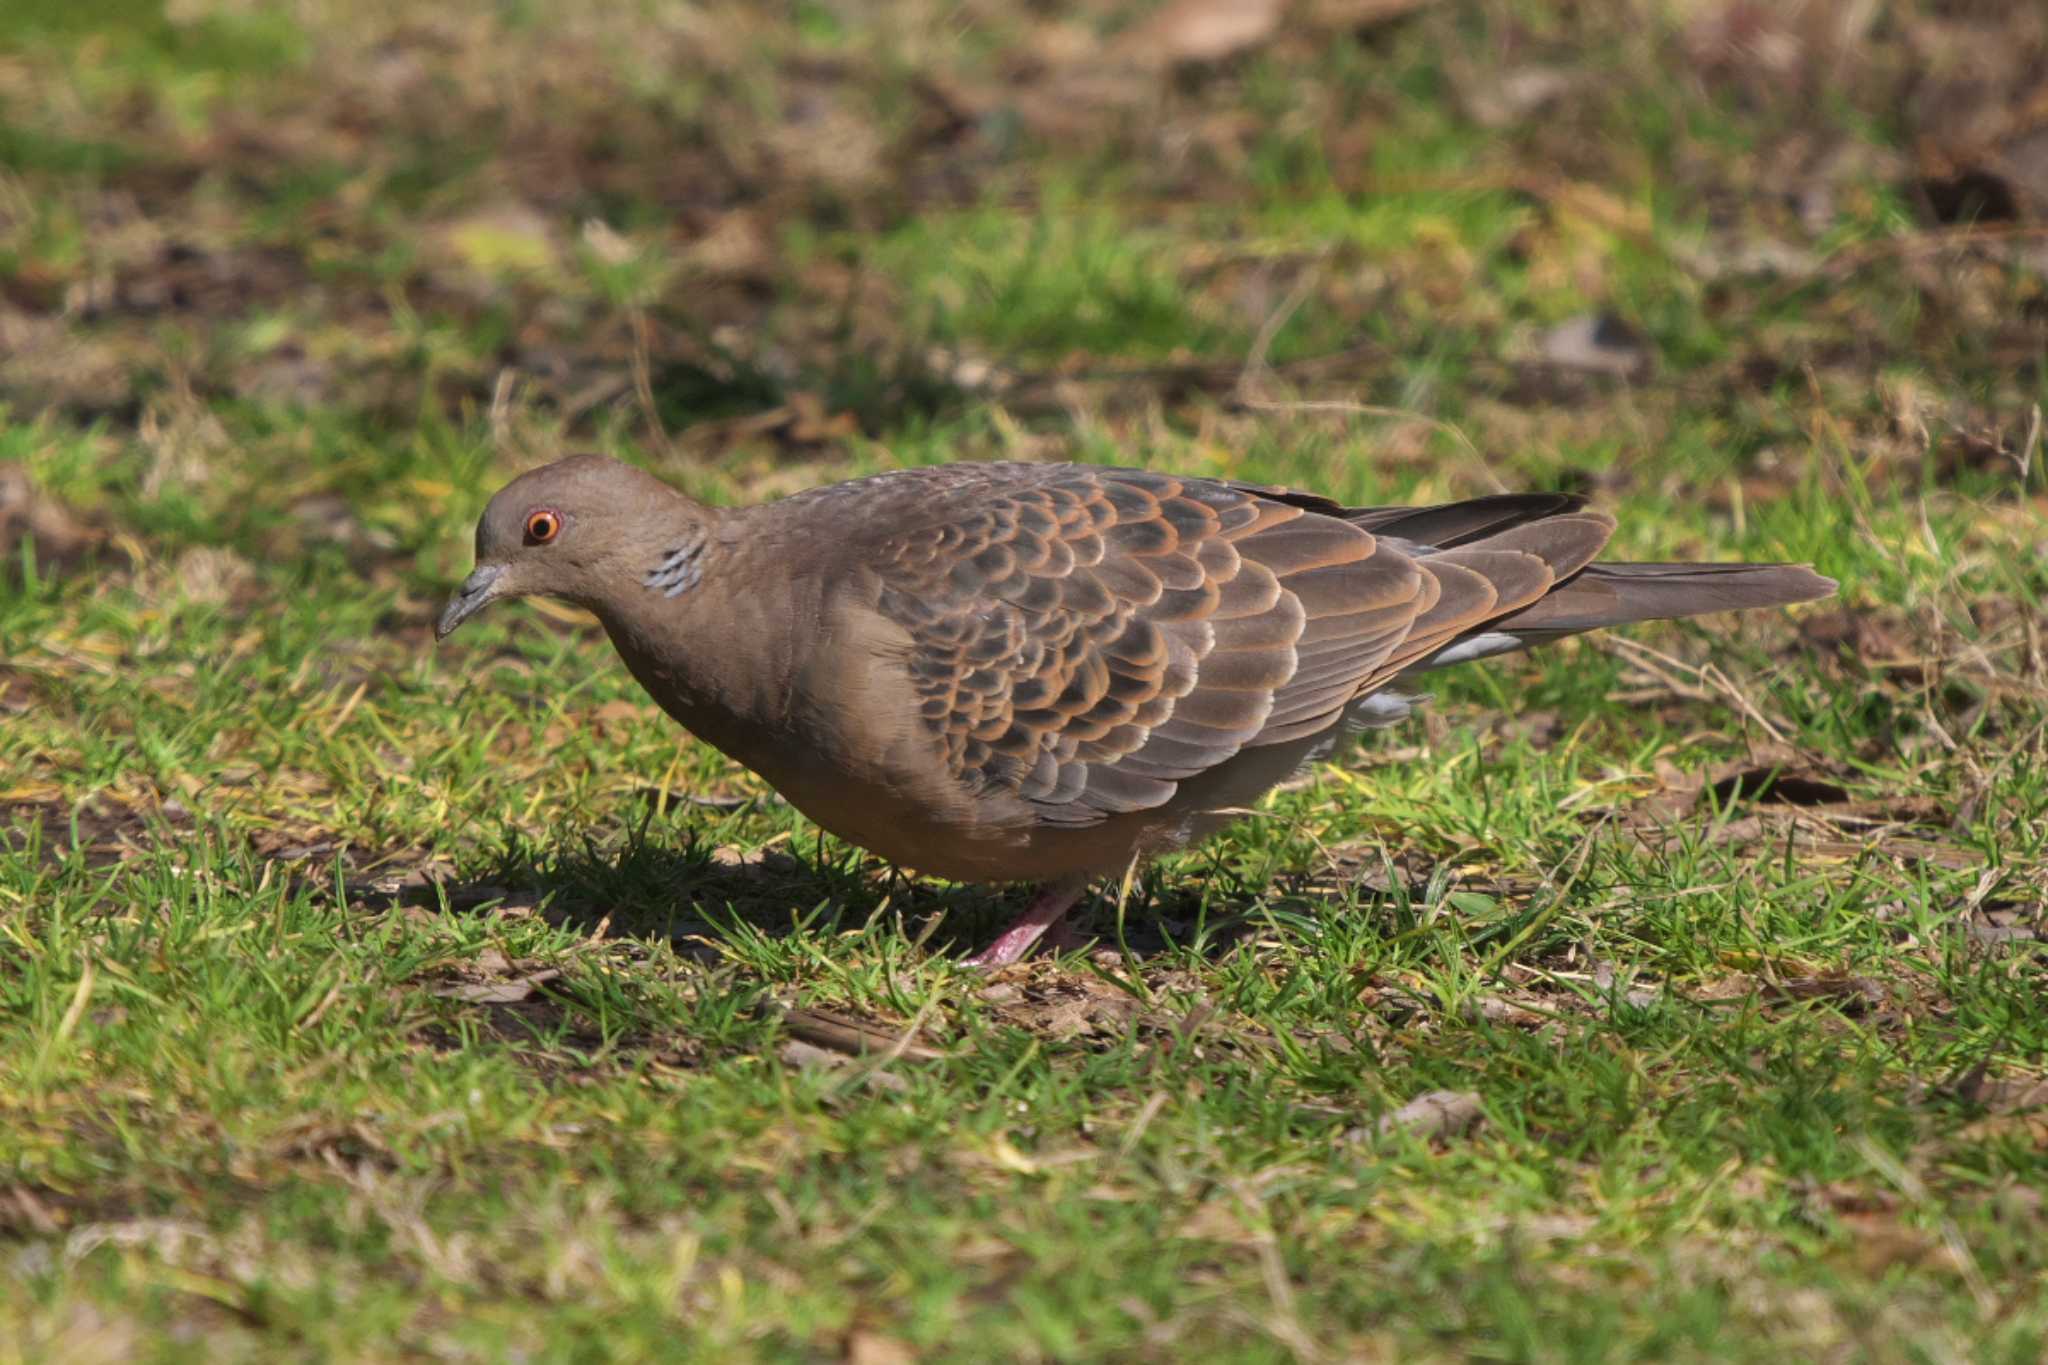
left=3, top=1, right=2045, bottom=1359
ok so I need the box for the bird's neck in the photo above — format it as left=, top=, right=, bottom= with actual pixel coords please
left=590, top=515, right=829, bottom=764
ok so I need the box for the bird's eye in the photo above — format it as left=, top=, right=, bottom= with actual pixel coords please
left=524, top=508, right=562, bottom=544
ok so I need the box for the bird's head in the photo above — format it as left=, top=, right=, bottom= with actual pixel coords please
left=435, top=454, right=709, bottom=640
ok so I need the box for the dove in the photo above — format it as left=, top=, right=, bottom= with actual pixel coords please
left=438, top=455, right=1833, bottom=965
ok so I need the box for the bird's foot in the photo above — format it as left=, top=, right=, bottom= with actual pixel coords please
left=962, top=880, right=1089, bottom=968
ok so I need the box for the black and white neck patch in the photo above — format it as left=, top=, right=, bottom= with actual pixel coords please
left=643, top=531, right=706, bottom=599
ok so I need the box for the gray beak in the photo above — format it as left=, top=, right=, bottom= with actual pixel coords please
left=435, top=564, right=506, bottom=641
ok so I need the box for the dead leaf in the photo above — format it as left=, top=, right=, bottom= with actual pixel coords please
left=168, top=547, right=257, bottom=607
left=977, top=976, right=1141, bottom=1041
left=0, top=464, right=102, bottom=578
left=0, top=670, right=37, bottom=716
left=0, top=1184, right=61, bottom=1236
left=1466, top=66, right=1578, bottom=129
left=432, top=969, right=562, bottom=1004
left=579, top=219, right=637, bottom=268
left=1462, top=995, right=1545, bottom=1027
left=590, top=698, right=654, bottom=738
left=1764, top=974, right=1885, bottom=1013
left=1965, top=911, right=2046, bottom=949
left=781, top=391, right=860, bottom=446
left=778, top=1039, right=910, bottom=1093
left=1951, top=1071, right=2048, bottom=1112
left=1522, top=313, right=1654, bottom=380
left=844, top=1331, right=918, bottom=1365
left=687, top=209, right=775, bottom=282
left=1354, top=1090, right=1484, bottom=1144
left=1118, top=0, right=1284, bottom=69
left=767, top=91, right=888, bottom=192
left=1840, top=1210, right=1944, bottom=1277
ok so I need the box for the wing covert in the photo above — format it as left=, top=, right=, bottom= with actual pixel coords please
left=872, top=466, right=1427, bottom=824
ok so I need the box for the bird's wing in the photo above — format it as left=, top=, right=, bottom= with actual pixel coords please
left=866, top=465, right=1613, bottom=827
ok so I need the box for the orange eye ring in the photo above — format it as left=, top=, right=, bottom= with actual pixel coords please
left=524, top=508, right=562, bottom=545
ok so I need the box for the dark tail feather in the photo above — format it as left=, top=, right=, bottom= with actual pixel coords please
left=1343, top=492, right=1589, bottom=548
left=1219, top=485, right=1592, bottom=548
left=1492, top=561, right=1837, bottom=639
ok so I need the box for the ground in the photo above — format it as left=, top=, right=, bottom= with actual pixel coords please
left=2, top=1, right=2046, bottom=1360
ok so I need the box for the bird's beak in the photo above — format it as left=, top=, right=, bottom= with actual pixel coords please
left=435, top=564, right=507, bottom=641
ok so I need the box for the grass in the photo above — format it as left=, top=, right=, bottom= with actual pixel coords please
left=3, top=1, right=2047, bottom=1359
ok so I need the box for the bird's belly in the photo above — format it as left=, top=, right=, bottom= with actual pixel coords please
left=738, top=748, right=1066, bottom=882
left=748, top=727, right=1339, bottom=885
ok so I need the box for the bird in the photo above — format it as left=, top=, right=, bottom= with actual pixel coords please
left=436, top=454, right=1834, bottom=966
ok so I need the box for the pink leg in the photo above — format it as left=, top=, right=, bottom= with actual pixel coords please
left=963, top=879, right=1091, bottom=968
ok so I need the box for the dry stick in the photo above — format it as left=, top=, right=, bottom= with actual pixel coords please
left=1115, top=1090, right=1172, bottom=1161
left=1812, top=221, right=2048, bottom=281
left=1852, top=1135, right=1998, bottom=1319
left=2016, top=402, right=2042, bottom=487
left=628, top=305, right=677, bottom=464
left=1235, top=250, right=1329, bottom=395
left=1111, top=850, right=1143, bottom=969
left=1911, top=496, right=1968, bottom=757
left=774, top=1005, right=911, bottom=1057
left=831, top=992, right=945, bottom=1099
left=759, top=1185, right=803, bottom=1240
left=1597, top=634, right=1792, bottom=746
left=1749, top=221, right=2048, bottom=314
left=1957, top=865, right=2009, bottom=920
left=1478, top=814, right=1609, bottom=981
left=487, top=367, right=520, bottom=451
left=1221, top=1178, right=1328, bottom=1365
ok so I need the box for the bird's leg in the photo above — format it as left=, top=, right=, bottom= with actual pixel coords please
left=963, top=878, right=1091, bottom=968
left=1037, top=916, right=1092, bottom=956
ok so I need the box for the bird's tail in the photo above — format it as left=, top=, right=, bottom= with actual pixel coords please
left=1401, top=559, right=1837, bottom=675
left=1493, top=560, right=1837, bottom=638
left=1280, top=488, right=1836, bottom=676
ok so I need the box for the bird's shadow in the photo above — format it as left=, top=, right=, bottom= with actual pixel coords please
left=347, top=828, right=1355, bottom=966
